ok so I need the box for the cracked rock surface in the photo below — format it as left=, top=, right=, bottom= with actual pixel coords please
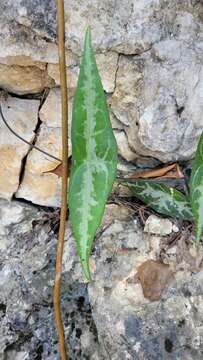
left=1, top=200, right=203, bottom=359
left=16, top=124, right=62, bottom=207
left=0, top=95, right=39, bottom=200
left=88, top=208, right=203, bottom=360
left=0, top=1, right=202, bottom=204
left=0, top=199, right=101, bottom=360
left=1, top=1, right=203, bottom=359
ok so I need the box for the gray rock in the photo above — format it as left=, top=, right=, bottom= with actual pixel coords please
left=144, top=215, right=173, bottom=236
left=88, top=211, right=203, bottom=359
left=127, top=36, right=203, bottom=162
left=0, top=1, right=203, bottom=358
left=0, top=1, right=202, bottom=161
left=1, top=199, right=203, bottom=359
left=0, top=0, right=163, bottom=55
left=0, top=0, right=57, bottom=41
left=114, top=130, right=138, bottom=162
left=0, top=199, right=100, bottom=360
left=0, top=0, right=202, bottom=206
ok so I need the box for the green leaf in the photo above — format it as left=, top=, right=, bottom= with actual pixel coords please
left=190, top=132, right=203, bottom=242
left=122, top=180, right=193, bottom=220
left=69, top=27, right=117, bottom=280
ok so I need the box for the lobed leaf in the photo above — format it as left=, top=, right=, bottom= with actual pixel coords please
left=122, top=179, right=193, bottom=221
left=190, top=132, right=203, bottom=242
left=69, top=28, right=117, bottom=280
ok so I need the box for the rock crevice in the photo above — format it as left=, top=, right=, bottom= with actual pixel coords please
left=13, top=109, right=43, bottom=199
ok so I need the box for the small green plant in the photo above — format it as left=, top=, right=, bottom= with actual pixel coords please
left=69, top=27, right=203, bottom=280
left=122, top=132, right=203, bottom=244
left=69, top=27, right=117, bottom=280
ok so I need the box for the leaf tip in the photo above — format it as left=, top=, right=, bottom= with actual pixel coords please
left=85, top=26, right=92, bottom=44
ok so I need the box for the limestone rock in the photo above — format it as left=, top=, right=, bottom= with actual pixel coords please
left=47, top=64, right=79, bottom=97
left=102, top=203, right=133, bottom=226
left=88, top=212, right=203, bottom=359
left=0, top=1, right=202, bottom=165
left=47, top=52, right=118, bottom=94
left=0, top=0, right=203, bottom=204
left=0, top=96, right=39, bottom=200
left=0, top=200, right=25, bottom=251
left=0, top=1, right=185, bottom=60
left=96, top=52, right=118, bottom=93
left=66, top=0, right=169, bottom=55
left=114, top=130, right=137, bottom=162
left=126, top=31, right=203, bottom=162
left=108, top=111, right=124, bottom=130
left=144, top=215, right=173, bottom=236
left=0, top=16, right=75, bottom=65
left=0, top=199, right=100, bottom=359
left=39, top=89, right=117, bottom=146
left=0, top=0, right=163, bottom=56
left=39, top=88, right=72, bottom=130
left=111, top=55, right=143, bottom=127
left=16, top=124, right=64, bottom=207
left=1, top=198, right=203, bottom=359
left=0, top=55, right=46, bottom=69
left=39, top=87, right=64, bottom=127
left=0, top=64, right=54, bottom=95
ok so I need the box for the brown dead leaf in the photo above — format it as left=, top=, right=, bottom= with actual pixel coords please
left=43, top=159, right=71, bottom=177
left=156, top=164, right=184, bottom=179
left=128, top=163, right=184, bottom=180
left=137, top=260, right=174, bottom=301
left=43, top=162, right=63, bottom=177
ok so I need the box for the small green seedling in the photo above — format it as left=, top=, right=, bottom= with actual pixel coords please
left=123, top=132, right=203, bottom=245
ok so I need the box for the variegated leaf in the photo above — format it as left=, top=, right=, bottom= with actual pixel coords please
left=123, top=180, right=193, bottom=220
left=69, top=28, right=117, bottom=280
left=190, top=132, right=203, bottom=242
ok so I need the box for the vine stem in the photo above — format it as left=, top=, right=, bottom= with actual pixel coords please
left=54, top=1, right=68, bottom=359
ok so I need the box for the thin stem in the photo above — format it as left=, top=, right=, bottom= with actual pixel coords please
left=0, top=101, right=61, bottom=163
left=54, top=1, right=68, bottom=360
